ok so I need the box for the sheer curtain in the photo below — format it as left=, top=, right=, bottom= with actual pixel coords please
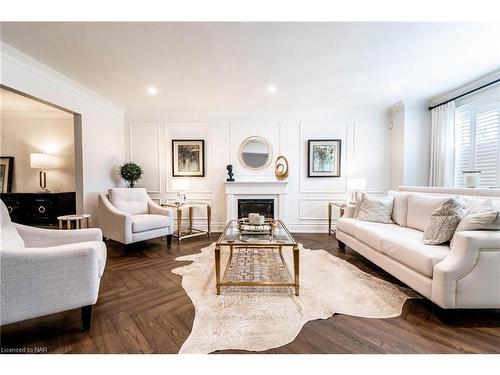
left=429, top=101, right=456, bottom=186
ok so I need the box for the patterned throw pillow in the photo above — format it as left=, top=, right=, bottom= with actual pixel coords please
left=356, top=193, right=395, bottom=224
left=423, top=197, right=468, bottom=245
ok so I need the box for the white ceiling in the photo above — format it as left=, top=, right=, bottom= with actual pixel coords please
left=1, top=22, right=499, bottom=112
left=0, top=88, right=73, bottom=119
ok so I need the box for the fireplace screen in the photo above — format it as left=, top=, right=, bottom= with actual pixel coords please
left=237, top=199, right=274, bottom=219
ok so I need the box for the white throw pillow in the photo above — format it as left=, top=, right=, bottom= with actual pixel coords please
left=387, top=190, right=409, bottom=227
left=423, top=197, right=468, bottom=245
left=455, top=199, right=498, bottom=232
left=461, top=197, right=500, bottom=230
left=356, top=193, right=394, bottom=224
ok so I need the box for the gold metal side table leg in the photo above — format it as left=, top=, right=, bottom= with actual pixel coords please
left=177, top=208, right=182, bottom=245
left=215, top=245, right=221, bottom=295
left=189, top=206, right=193, bottom=233
left=328, top=203, right=333, bottom=235
left=207, top=205, right=211, bottom=238
left=58, top=219, right=63, bottom=230
left=293, top=245, right=300, bottom=296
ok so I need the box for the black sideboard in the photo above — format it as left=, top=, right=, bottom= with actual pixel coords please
left=0, top=192, right=76, bottom=226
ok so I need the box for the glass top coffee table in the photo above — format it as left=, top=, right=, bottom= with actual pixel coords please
left=214, top=219, right=300, bottom=296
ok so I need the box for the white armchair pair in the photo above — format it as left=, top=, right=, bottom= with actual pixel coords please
left=97, top=188, right=174, bottom=247
left=0, top=200, right=106, bottom=330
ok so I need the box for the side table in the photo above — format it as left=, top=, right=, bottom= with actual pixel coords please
left=58, top=214, right=91, bottom=229
left=328, top=202, right=345, bottom=236
left=161, top=201, right=211, bottom=244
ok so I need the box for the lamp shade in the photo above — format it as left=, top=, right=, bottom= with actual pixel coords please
left=30, top=152, right=54, bottom=169
left=346, top=178, right=366, bottom=191
left=171, top=178, right=190, bottom=191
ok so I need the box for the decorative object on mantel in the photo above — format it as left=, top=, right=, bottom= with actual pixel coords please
left=30, top=152, right=54, bottom=192
left=172, top=178, right=190, bottom=204
left=307, top=139, right=341, bottom=177
left=172, top=139, right=205, bottom=177
left=0, top=156, right=14, bottom=193
left=119, top=161, right=143, bottom=188
left=238, top=136, right=273, bottom=170
left=275, top=155, right=289, bottom=181
left=462, top=170, right=481, bottom=188
left=226, top=164, right=235, bottom=182
left=172, top=243, right=418, bottom=353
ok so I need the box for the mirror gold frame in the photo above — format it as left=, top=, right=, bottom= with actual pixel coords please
left=238, top=136, right=273, bottom=170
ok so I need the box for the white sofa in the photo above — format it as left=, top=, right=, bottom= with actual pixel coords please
left=0, top=200, right=106, bottom=330
left=98, top=188, right=174, bottom=247
left=336, top=186, right=500, bottom=309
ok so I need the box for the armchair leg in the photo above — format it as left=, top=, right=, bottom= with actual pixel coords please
left=81, top=305, right=93, bottom=331
left=167, top=234, right=172, bottom=248
left=338, top=240, right=346, bottom=250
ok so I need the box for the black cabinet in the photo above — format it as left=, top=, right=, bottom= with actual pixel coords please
left=0, top=192, right=76, bottom=226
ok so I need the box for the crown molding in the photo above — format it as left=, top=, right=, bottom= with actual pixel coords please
left=1, top=42, right=125, bottom=115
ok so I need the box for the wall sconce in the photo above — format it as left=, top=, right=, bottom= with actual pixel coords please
left=30, top=152, right=54, bottom=192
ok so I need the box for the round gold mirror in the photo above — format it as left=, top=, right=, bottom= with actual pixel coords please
left=238, top=136, right=273, bottom=170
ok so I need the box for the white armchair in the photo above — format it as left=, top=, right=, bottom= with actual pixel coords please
left=97, top=188, right=174, bottom=247
left=0, top=200, right=106, bottom=330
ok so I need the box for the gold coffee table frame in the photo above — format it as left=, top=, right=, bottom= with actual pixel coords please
left=214, top=220, right=300, bottom=296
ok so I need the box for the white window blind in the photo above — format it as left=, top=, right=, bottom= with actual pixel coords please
left=454, top=88, right=500, bottom=188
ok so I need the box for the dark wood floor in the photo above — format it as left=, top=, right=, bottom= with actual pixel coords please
left=1, top=233, right=499, bottom=354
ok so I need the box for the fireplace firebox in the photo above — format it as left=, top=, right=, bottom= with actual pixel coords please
left=237, top=199, right=274, bottom=219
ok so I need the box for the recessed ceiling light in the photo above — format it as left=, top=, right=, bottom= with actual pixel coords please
left=147, top=86, right=158, bottom=96
left=266, top=85, right=277, bottom=95
left=390, top=84, right=400, bottom=92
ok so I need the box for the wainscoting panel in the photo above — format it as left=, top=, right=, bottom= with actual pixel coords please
left=129, top=122, right=161, bottom=193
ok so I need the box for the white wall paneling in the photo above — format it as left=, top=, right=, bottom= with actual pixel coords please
left=129, top=122, right=161, bottom=193
left=126, top=111, right=389, bottom=233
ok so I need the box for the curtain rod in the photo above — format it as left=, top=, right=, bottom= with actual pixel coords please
left=428, top=78, right=500, bottom=111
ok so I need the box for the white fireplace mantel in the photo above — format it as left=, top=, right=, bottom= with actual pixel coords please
left=224, top=180, right=288, bottom=221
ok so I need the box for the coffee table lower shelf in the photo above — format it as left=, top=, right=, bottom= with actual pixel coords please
left=214, top=244, right=300, bottom=296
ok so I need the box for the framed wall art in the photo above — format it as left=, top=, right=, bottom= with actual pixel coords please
left=0, top=156, right=14, bottom=193
left=171, top=139, right=205, bottom=177
left=307, top=140, right=341, bottom=177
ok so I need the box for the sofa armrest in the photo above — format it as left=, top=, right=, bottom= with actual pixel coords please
left=97, top=194, right=132, bottom=244
left=0, top=241, right=106, bottom=326
left=14, top=223, right=102, bottom=248
left=342, top=204, right=356, bottom=218
left=432, top=230, right=500, bottom=308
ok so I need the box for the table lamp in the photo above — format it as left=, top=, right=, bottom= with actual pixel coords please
left=30, top=152, right=54, bottom=192
left=172, top=178, right=190, bottom=204
left=346, top=177, right=366, bottom=203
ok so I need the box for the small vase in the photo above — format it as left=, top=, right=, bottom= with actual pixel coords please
left=462, top=171, right=481, bottom=188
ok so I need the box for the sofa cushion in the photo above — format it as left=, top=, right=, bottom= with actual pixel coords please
left=109, top=188, right=149, bottom=215
left=132, top=214, right=170, bottom=233
left=381, top=233, right=449, bottom=277
left=407, top=193, right=449, bottom=232
left=388, top=190, right=409, bottom=227
left=0, top=200, right=25, bottom=249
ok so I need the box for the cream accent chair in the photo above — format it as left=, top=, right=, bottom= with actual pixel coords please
left=336, top=187, right=500, bottom=310
left=0, top=199, right=106, bottom=330
left=98, top=188, right=173, bottom=247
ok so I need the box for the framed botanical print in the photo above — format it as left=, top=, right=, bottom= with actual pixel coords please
left=307, top=140, right=341, bottom=177
left=172, top=140, right=205, bottom=177
left=0, top=156, right=14, bottom=193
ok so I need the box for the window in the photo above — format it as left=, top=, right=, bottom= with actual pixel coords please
left=454, top=88, right=500, bottom=188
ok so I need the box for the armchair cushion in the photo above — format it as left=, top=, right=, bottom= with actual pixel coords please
left=132, top=214, right=170, bottom=233
left=109, top=188, right=149, bottom=215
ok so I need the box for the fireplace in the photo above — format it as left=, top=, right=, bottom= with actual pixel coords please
left=237, top=199, right=274, bottom=219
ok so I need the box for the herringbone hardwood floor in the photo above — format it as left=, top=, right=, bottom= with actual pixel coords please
left=1, top=233, right=499, bottom=354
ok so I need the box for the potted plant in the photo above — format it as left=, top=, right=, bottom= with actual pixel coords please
left=119, top=162, right=143, bottom=188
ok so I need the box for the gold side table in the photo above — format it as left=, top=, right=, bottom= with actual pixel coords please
left=328, top=202, right=345, bottom=236
left=58, top=214, right=91, bottom=230
left=161, top=201, right=211, bottom=244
